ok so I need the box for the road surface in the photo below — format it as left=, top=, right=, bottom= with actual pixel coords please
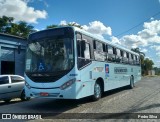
left=0, top=76, right=160, bottom=122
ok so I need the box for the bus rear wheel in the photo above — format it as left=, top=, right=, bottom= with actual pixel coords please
left=92, top=81, right=102, bottom=101
left=129, top=76, right=134, bottom=89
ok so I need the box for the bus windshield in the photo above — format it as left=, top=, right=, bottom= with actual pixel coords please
left=25, top=37, right=74, bottom=74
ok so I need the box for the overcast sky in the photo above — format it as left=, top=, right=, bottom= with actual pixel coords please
left=0, top=0, right=160, bottom=67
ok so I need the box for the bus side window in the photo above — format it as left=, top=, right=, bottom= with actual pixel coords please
left=128, top=53, right=133, bottom=64
left=82, top=34, right=94, bottom=60
left=139, top=56, right=141, bottom=65
left=77, top=41, right=80, bottom=57
left=102, top=43, right=106, bottom=52
left=84, top=42, right=91, bottom=59
left=133, top=55, right=136, bottom=65
left=112, top=47, right=116, bottom=62
left=106, top=45, right=108, bottom=53
left=107, top=45, right=114, bottom=62
left=135, top=55, right=137, bottom=65
left=136, top=56, right=140, bottom=65
left=126, top=52, right=129, bottom=64
left=76, top=33, right=82, bottom=57
left=96, top=41, right=103, bottom=52
left=93, top=40, right=96, bottom=49
left=122, top=51, right=128, bottom=64
left=130, top=54, right=134, bottom=65
left=121, top=50, right=123, bottom=58
left=94, top=41, right=105, bottom=61
left=77, top=34, right=92, bottom=69
left=105, top=45, right=108, bottom=61
left=79, top=40, right=91, bottom=59
left=115, top=48, right=122, bottom=63
left=76, top=33, right=92, bottom=59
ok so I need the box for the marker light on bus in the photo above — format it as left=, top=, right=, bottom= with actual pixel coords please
left=25, top=81, right=31, bottom=89
left=60, top=78, right=76, bottom=90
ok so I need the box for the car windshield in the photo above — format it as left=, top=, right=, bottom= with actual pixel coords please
left=25, top=37, right=74, bottom=73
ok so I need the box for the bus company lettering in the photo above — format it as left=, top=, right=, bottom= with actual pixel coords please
left=114, top=67, right=127, bottom=74
left=69, top=74, right=78, bottom=76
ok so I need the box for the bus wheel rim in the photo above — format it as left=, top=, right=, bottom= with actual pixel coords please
left=95, top=83, right=101, bottom=98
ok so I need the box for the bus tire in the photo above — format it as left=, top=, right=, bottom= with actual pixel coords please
left=129, top=76, right=134, bottom=89
left=92, top=81, right=102, bottom=101
left=4, top=99, right=11, bottom=103
left=20, top=90, right=30, bottom=101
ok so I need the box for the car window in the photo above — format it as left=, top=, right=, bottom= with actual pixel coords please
left=0, top=76, right=9, bottom=85
left=11, top=76, right=24, bottom=83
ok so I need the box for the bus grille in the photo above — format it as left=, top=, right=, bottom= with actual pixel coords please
left=26, top=70, right=69, bottom=82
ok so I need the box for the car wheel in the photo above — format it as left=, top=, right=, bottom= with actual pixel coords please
left=20, top=90, right=30, bottom=101
left=129, top=76, right=134, bottom=89
left=4, top=99, right=11, bottom=103
left=92, top=81, right=102, bottom=101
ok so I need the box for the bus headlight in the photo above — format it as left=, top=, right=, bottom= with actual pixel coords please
left=25, top=81, right=31, bottom=89
left=60, top=78, right=76, bottom=90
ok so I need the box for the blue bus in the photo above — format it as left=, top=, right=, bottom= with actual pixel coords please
left=25, top=26, right=141, bottom=100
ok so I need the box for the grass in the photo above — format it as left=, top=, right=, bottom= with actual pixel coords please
left=143, top=75, right=160, bottom=77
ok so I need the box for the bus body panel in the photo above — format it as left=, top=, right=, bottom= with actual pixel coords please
left=25, top=26, right=141, bottom=100
left=25, top=68, right=79, bottom=99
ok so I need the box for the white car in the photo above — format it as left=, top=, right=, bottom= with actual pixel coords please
left=0, top=75, right=30, bottom=103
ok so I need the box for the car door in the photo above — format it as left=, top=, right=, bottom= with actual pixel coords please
left=0, top=76, right=10, bottom=100
left=8, top=76, right=25, bottom=98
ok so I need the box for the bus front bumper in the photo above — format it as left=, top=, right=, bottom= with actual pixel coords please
left=24, top=86, right=77, bottom=99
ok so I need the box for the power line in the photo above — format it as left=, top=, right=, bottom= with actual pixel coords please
left=115, top=11, right=160, bottom=37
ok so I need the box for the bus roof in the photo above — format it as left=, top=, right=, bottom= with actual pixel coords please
left=73, top=26, right=139, bottom=56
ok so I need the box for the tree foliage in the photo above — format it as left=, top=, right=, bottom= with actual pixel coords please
left=67, top=22, right=83, bottom=29
left=0, top=16, right=14, bottom=33
left=153, top=67, right=160, bottom=75
left=47, top=24, right=59, bottom=29
left=131, top=47, right=154, bottom=75
left=144, top=58, right=154, bottom=71
left=131, top=47, right=145, bottom=56
left=0, top=16, right=35, bottom=38
left=46, top=22, right=83, bottom=29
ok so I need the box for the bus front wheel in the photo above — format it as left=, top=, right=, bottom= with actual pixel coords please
left=92, top=81, right=102, bottom=101
left=20, top=90, right=30, bottom=101
left=4, top=99, right=11, bottom=103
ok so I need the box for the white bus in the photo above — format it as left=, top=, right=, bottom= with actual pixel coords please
left=25, top=26, right=141, bottom=100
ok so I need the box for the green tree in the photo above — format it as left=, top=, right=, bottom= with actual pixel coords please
left=67, top=22, right=83, bottom=29
left=47, top=24, right=59, bottom=29
left=131, top=48, right=154, bottom=75
left=17, top=21, right=34, bottom=38
left=10, top=23, right=19, bottom=36
left=0, top=16, right=14, bottom=33
left=46, top=23, right=83, bottom=29
left=10, top=21, right=34, bottom=38
left=131, top=48, right=145, bottom=56
left=0, top=16, right=35, bottom=38
left=144, top=58, right=154, bottom=71
left=153, top=67, right=160, bottom=75
left=131, top=48, right=145, bottom=75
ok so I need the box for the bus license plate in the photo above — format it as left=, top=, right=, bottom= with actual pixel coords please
left=40, top=92, right=49, bottom=96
